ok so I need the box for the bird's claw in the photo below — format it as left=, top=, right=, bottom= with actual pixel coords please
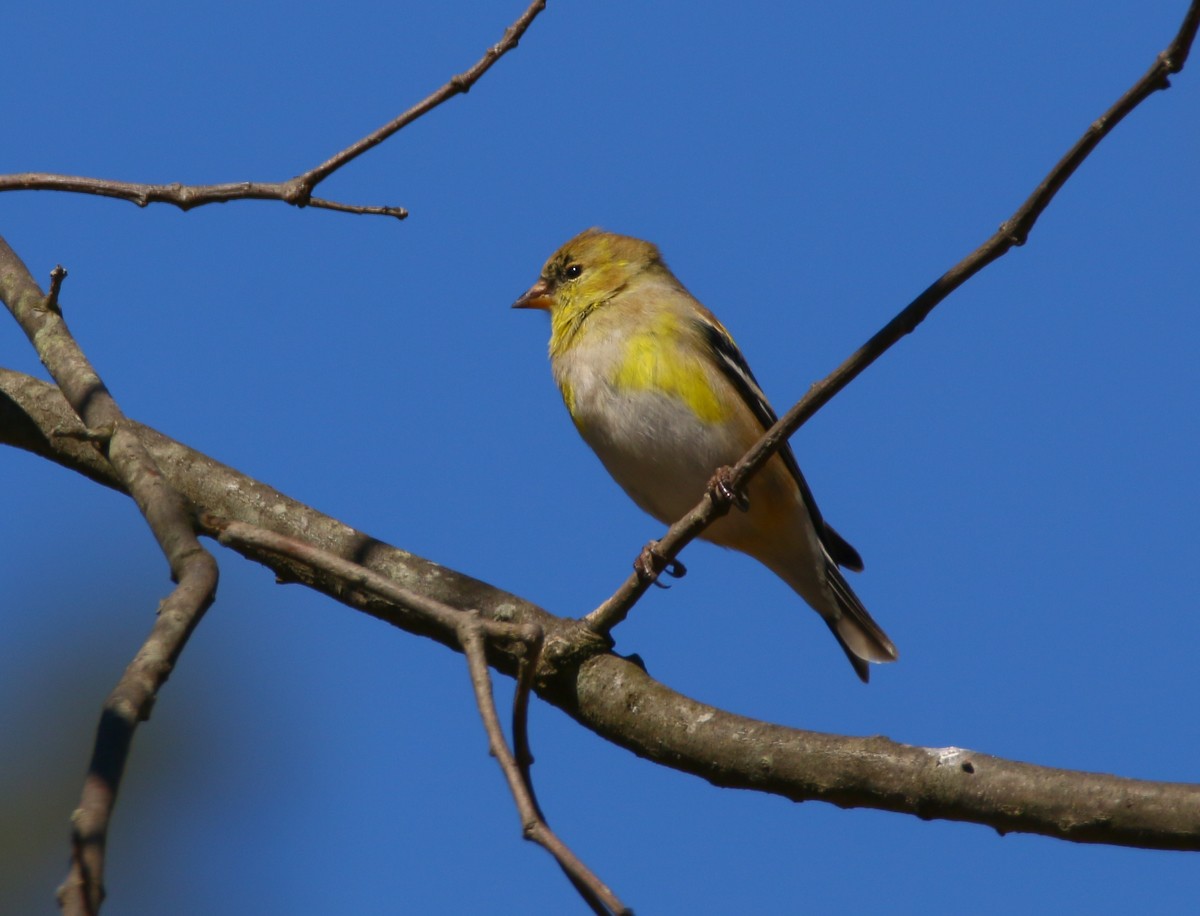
left=709, top=466, right=750, bottom=512
left=663, top=557, right=686, bottom=580
left=634, top=541, right=687, bottom=588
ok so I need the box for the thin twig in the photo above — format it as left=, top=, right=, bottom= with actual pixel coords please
left=511, top=631, right=543, bottom=780
left=503, top=628, right=623, bottom=913
left=0, top=175, right=408, bottom=218
left=298, top=0, right=546, bottom=187
left=583, top=0, right=1200, bottom=635
left=0, top=240, right=219, bottom=916
left=212, top=519, right=629, bottom=914
left=0, top=1, right=546, bottom=219
left=215, top=519, right=523, bottom=640
left=459, top=620, right=629, bottom=916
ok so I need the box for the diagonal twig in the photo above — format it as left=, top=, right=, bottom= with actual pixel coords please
left=0, top=0, right=547, bottom=219
left=0, top=239, right=220, bottom=916
left=583, top=0, right=1200, bottom=635
left=298, top=0, right=546, bottom=190
left=212, top=519, right=630, bottom=915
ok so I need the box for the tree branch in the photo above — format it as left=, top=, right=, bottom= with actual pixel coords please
left=4, top=368, right=1199, bottom=852
left=0, top=0, right=547, bottom=219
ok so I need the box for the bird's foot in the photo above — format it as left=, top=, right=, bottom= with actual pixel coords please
left=708, top=466, right=749, bottom=512
left=634, top=540, right=687, bottom=588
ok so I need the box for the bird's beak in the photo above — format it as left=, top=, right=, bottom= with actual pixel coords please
left=512, top=278, right=553, bottom=310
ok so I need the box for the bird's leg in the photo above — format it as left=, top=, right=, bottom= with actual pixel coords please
left=708, top=465, right=750, bottom=512
left=634, top=540, right=687, bottom=588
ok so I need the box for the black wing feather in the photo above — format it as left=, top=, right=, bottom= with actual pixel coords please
left=697, top=320, right=863, bottom=572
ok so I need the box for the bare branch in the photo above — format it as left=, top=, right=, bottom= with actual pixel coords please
left=212, top=520, right=627, bottom=913
left=0, top=241, right=219, bottom=915
left=582, top=0, right=1200, bottom=635
left=298, top=0, right=547, bottom=188
left=0, top=0, right=547, bottom=219
left=4, top=368, right=1199, bottom=851
left=212, top=519, right=532, bottom=651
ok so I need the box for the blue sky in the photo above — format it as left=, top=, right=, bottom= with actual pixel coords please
left=3, top=1, right=1198, bottom=913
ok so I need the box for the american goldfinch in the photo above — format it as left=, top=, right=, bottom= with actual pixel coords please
left=514, top=229, right=897, bottom=681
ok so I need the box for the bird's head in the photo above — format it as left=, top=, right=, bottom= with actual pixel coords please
left=513, top=229, right=663, bottom=324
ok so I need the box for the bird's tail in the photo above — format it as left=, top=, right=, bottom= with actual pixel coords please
left=820, top=560, right=897, bottom=683
left=768, top=546, right=898, bottom=683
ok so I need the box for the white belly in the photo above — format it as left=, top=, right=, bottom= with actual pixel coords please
left=568, top=377, right=745, bottom=525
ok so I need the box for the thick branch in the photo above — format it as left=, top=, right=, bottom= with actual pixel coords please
left=4, top=368, right=1198, bottom=852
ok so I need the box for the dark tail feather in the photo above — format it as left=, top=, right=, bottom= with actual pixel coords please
left=826, top=620, right=873, bottom=682
left=824, top=561, right=898, bottom=682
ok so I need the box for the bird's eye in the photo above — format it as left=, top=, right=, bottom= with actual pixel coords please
left=564, top=263, right=583, bottom=280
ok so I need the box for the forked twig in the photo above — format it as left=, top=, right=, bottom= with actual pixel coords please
left=0, top=0, right=547, bottom=219
left=214, top=519, right=629, bottom=915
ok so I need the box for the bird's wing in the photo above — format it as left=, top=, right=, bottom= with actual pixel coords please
left=696, top=318, right=864, bottom=572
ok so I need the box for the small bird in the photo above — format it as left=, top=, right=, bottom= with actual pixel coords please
left=514, top=229, right=897, bottom=681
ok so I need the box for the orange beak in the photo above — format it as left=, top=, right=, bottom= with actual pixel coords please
left=512, top=278, right=553, bottom=310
